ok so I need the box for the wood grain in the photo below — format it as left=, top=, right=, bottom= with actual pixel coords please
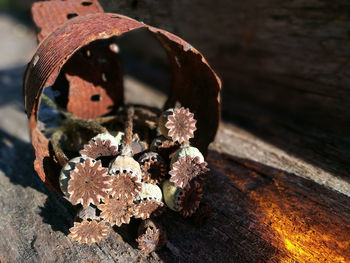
left=100, top=0, right=350, bottom=186
left=1, top=119, right=349, bottom=262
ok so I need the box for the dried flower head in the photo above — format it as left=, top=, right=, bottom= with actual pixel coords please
left=59, top=156, right=86, bottom=196
left=68, top=159, right=112, bottom=207
left=138, top=152, right=160, bottom=164
left=169, top=155, right=209, bottom=188
left=137, top=228, right=159, bottom=255
left=98, top=197, right=134, bottom=226
left=136, top=224, right=167, bottom=255
left=109, top=172, right=142, bottom=200
left=80, top=138, right=119, bottom=159
left=178, top=180, right=204, bottom=218
left=150, top=136, right=180, bottom=162
left=134, top=200, right=164, bottom=220
left=138, top=183, right=163, bottom=202
left=68, top=220, right=109, bottom=245
left=165, top=107, right=197, bottom=144
left=109, top=155, right=142, bottom=180
left=141, top=159, right=167, bottom=184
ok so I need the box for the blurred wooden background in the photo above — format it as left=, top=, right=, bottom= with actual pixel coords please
left=0, top=0, right=349, bottom=262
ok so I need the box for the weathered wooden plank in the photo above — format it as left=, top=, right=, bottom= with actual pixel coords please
left=1, top=12, right=350, bottom=261
left=100, top=0, right=350, bottom=185
left=1, top=121, right=349, bottom=262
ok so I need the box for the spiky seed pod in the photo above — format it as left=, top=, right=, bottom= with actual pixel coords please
left=80, top=138, right=119, bottom=159
left=141, top=160, right=167, bottom=184
left=139, top=152, right=167, bottom=184
left=137, top=219, right=167, bottom=254
left=169, top=155, right=209, bottom=188
left=59, top=156, right=86, bottom=196
left=109, top=172, right=142, bottom=201
left=158, top=108, right=174, bottom=139
left=136, top=225, right=167, bottom=255
left=170, top=146, right=204, bottom=167
left=164, top=107, right=197, bottom=144
left=75, top=205, right=100, bottom=221
left=98, top=197, right=134, bottom=227
left=178, top=180, right=204, bottom=218
left=138, top=152, right=160, bottom=164
left=162, top=180, right=184, bottom=212
left=108, top=155, right=142, bottom=180
left=138, top=219, right=164, bottom=236
left=133, top=200, right=164, bottom=220
left=130, top=141, right=148, bottom=156
left=137, top=183, right=163, bottom=202
left=150, top=136, right=180, bottom=162
left=67, top=158, right=112, bottom=208
left=68, top=220, right=109, bottom=245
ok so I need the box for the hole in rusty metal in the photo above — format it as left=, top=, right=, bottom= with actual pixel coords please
left=81, top=1, right=93, bottom=6
left=67, top=13, right=78, bottom=19
left=90, top=94, right=101, bottom=102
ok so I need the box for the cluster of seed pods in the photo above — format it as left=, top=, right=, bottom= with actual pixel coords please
left=59, top=106, right=209, bottom=254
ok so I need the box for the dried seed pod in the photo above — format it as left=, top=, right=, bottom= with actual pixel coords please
left=150, top=136, right=180, bottom=162
left=178, top=180, right=204, bottom=218
left=108, top=155, right=142, bottom=180
left=80, top=138, right=119, bottom=159
left=59, top=156, right=86, bottom=196
left=138, top=152, right=158, bottom=164
left=94, top=132, right=123, bottom=146
left=98, top=197, right=134, bottom=226
left=67, top=158, right=112, bottom=207
left=158, top=108, right=174, bottom=139
left=137, top=182, right=163, bottom=202
left=139, top=152, right=167, bottom=184
left=109, top=172, right=142, bottom=200
left=141, top=160, right=167, bottom=185
left=80, top=131, right=122, bottom=158
left=68, top=220, right=109, bottom=245
left=169, top=155, right=209, bottom=188
left=137, top=220, right=167, bottom=255
left=170, top=146, right=204, bottom=167
left=164, top=107, right=197, bottom=144
left=75, top=205, right=100, bottom=221
left=131, top=141, right=148, bottom=156
left=133, top=200, right=164, bottom=220
left=162, top=180, right=184, bottom=212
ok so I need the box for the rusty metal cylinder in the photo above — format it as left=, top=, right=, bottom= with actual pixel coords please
left=23, top=3, right=221, bottom=192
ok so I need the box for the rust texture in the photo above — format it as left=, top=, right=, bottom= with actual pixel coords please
left=31, top=0, right=103, bottom=42
left=24, top=3, right=221, bottom=192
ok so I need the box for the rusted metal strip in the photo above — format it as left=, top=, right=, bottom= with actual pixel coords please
left=31, top=0, right=103, bottom=42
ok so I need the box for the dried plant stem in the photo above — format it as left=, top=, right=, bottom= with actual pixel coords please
left=51, top=129, right=68, bottom=165
left=125, top=106, right=135, bottom=147
left=41, top=94, right=107, bottom=134
left=122, top=106, right=135, bottom=156
left=41, top=94, right=74, bottom=119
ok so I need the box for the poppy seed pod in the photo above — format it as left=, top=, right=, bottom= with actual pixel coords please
left=59, top=156, right=86, bottom=196
left=170, top=146, right=205, bottom=167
